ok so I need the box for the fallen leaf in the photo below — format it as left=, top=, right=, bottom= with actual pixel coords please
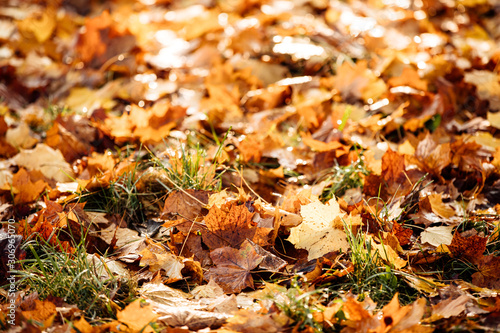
left=288, top=198, right=358, bottom=260
left=369, top=236, right=407, bottom=269
left=334, top=60, right=387, bottom=103
left=104, top=102, right=187, bottom=144
left=427, top=193, right=455, bottom=218
left=448, top=230, right=487, bottom=262
left=420, top=226, right=454, bottom=247
left=223, top=309, right=284, bottom=332
left=202, top=200, right=273, bottom=249
left=12, top=143, right=73, bottom=182
left=139, top=240, right=185, bottom=282
left=21, top=299, right=56, bottom=328
left=377, top=295, right=427, bottom=332
left=392, top=222, right=413, bottom=246
left=381, top=148, right=411, bottom=195
left=117, top=299, right=159, bottom=333
left=11, top=168, right=49, bottom=204
left=139, top=282, right=191, bottom=306
left=388, top=67, right=428, bottom=91
left=161, top=189, right=211, bottom=222
left=72, top=317, right=94, bottom=333
left=341, top=296, right=380, bottom=333
left=17, top=9, right=56, bottom=44
left=205, top=240, right=263, bottom=293
left=464, top=70, right=500, bottom=110
left=431, top=294, right=472, bottom=320
left=5, top=122, right=37, bottom=149
left=472, top=255, right=500, bottom=289
left=45, top=122, right=90, bottom=162
left=191, top=279, right=225, bottom=299
left=139, top=281, right=231, bottom=330
left=76, top=10, right=136, bottom=68
left=414, top=134, right=451, bottom=181
left=301, top=132, right=345, bottom=152
left=238, top=134, right=264, bottom=163
left=246, top=239, right=287, bottom=272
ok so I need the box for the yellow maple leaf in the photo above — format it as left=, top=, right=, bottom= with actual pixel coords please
left=288, top=198, right=359, bottom=260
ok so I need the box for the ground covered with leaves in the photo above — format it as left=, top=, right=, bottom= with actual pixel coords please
left=1, top=0, right=500, bottom=331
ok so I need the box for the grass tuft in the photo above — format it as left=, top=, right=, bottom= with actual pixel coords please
left=14, top=232, right=136, bottom=319
left=325, top=225, right=417, bottom=306
left=153, top=132, right=229, bottom=192
left=79, top=165, right=147, bottom=225
left=274, top=278, right=325, bottom=332
left=319, top=157, right=370, bottom=201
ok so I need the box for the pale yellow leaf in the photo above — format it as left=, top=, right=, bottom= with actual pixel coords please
left=12, top=143, right=73, bottom=182
left=369, top=236, right=407, bottom=269
left=288, top=198, right=349, bottom=260
left=421, top=226, right=453, bottom=247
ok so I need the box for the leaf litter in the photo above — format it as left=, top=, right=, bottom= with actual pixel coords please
left=1, top=0, right=500, bottom=332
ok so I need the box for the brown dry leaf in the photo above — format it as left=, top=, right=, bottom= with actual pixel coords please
left=104, top=102, right=187, bottom=144
left=139, top=240, right=184, bottom=282
left=205, top=240, right=263, bottom=293
left=223, top=309, right=284, bottom=332
left=21, top=299, right=57, bottom=329
left=139, top=281, right=231, bottom=330
left=381, top=148, right=411, bottom=196
left=334, top=60, right=387, bottom=102
left=191, top=279, right=225, bottom=299
left=5, top=122, right=38, bottom=149
left=491, top=148, right=500, bottom=171
left=464, top=70, right=500, bottom=110
left=488, top=111, right=500, bottom=129
left=72, top=317, right=95, bottom=333
left=117, top=299, right=159, bottom=333
left=86, top=152, right=117, bottom=177
left=204, top=83, right=243, bottom=123
left=376, top=295, right=428, bottom=333
left=430, top=294, right=472, bottom=320
left=243, top=85, right=291, bottom=113
left=260, top=166, right=285, bottom=179
left=246, top=239, right=287, bottom=272
left=341, top=296, right=380, bottom=333
left=301, top=132, right=345, bottom=152
left=472, top=255, right=500, bottom=289
left=133, top=101, right=187, bottom=144
left=238, top=134, right=264, bottom=163
left=450, top=140, right=486, bottom=173
left=414, top=134, right=451, bottom=181
left=280, top=188, right=315, bottom=214
left=45, top=122, right=90, bottom=163
left=169, top=232, right=211, bottom=267
left=388, top=67, right=428, bottom=91
left=11, top=168, right=49, bottom=205
left=139, top=282, right=191, bottom=307
left=202, top=200, right=272, bottom=249
left=161, top=189, right=211, bottom=222
left=76, top=10, right=136, bottom=68
left=448, top=230, right=487, bottom=262
left=202, top=61, right=261, bottom=122
left=65, top=85, right=117, bottom=114
left=392, top=222, right=413, bottom=246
